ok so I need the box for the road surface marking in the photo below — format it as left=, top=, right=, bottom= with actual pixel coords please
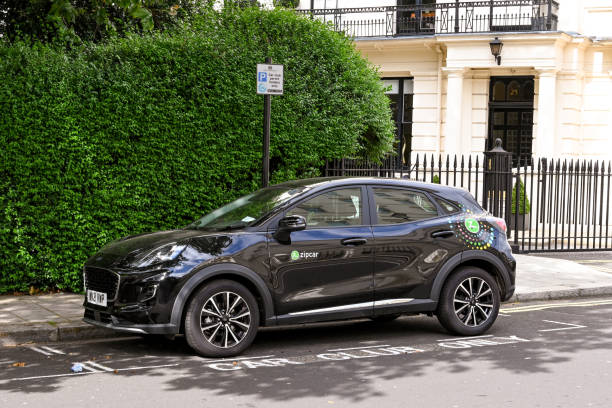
left=41, top=346, right=65, bottom=354
left=436, top=335, right=493, bottom=342
left=29, top=346, right=65, bottom=356
left=83, top=361, right=114, bottom=372
left=538, top=320, right=586, bottom=332
left=501, top=299, right=612, bottom=313
left=202, top=355, right=275, bottom=364
left=28, top=346, right=53, bottom=356
left=328, top=345, right=391, bottom=352
left=205, top=336, right=530, bottom=371
left=6, top=364, right=179, bottom=382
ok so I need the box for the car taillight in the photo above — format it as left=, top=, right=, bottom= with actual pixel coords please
left=494, top=218, right=507, bottom=233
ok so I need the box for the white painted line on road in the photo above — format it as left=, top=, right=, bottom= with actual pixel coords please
left=29, top=346, right=65, bottom=356
left=29, top=346, right=53, bottom=356
left=538, top=320, right=587, bottom=332
left=10, top=371, right=94, bottom=381
left=84, top=361, right=114, bottom=372
left=436, top=335, right=493, bottom=342
left=7, top=363, right=180, bottom=382
left=75, top=362, right=101, bottom=373
left=327, top=345, right=391, bottom=352
left=40, top=346, right=65, bottom=355
left=115, top=363, right=180, bottom=372
left=202, top=355, right=275, bottom=364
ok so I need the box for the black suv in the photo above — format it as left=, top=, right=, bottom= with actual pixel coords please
left=83, top=177, right=515, bottom=357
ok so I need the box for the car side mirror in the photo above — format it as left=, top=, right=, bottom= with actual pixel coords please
left=274, top=215, right=306, bottom=243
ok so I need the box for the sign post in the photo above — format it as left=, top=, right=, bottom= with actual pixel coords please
left=257, top=58, right=284, bottom=188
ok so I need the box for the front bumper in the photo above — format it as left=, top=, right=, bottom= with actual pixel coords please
left=82, top=263, right=184, bottom=335
left=83, top=311, right=177, bottom=334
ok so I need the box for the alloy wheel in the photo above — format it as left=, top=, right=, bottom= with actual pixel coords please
left=453, top=277, right=494, bottom=327
left=200, top=291, right=251, bottom=348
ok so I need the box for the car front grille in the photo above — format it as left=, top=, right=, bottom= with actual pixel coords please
left=84, top=267, right=120, bottom=301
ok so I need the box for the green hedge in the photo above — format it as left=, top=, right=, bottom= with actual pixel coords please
left=0, top=8, right=394, bottom=293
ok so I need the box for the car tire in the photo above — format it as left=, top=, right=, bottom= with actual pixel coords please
left=184, top=279, right=259, bottom=358
left=369, top=314, right=401, bottom=323
left=436, top=267, right=500, bottom=336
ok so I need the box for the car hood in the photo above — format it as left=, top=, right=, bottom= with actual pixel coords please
left=87, top=229, right=209, bottom=268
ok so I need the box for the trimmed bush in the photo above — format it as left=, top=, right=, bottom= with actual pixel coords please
left=0, top=8, right=394, bottom=293
left=511, top=177, right=531, bottom=215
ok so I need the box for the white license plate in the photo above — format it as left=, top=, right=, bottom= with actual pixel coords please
left=87, top=290, right=107, bottom=307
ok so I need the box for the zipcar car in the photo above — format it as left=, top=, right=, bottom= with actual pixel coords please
left=83, top=177, right=515, bottom=357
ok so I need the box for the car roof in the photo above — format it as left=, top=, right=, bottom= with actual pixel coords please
left=271, top=176, right=466, bottom=196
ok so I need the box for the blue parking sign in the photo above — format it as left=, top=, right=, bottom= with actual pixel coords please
left=257, top=63, right=284, bottom=95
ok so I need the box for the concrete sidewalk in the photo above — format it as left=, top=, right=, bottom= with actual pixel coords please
left=2, top=253, right=612, bottom=346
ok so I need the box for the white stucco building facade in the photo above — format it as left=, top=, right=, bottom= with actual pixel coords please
left=297, top=1, right=612, bottom=162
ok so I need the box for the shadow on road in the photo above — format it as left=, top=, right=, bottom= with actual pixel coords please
left=2, top=304, right=612, bottom=403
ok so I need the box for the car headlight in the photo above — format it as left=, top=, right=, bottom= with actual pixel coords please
left=135, top=243, right=187, bottom=268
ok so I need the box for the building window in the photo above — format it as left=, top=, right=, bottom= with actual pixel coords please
left=383, top=78, right=414, bottom=166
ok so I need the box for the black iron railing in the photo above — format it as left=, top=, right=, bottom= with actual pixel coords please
left=325, top=150, right=612, bottom=253
left=298, top=0, right=558, bottom=37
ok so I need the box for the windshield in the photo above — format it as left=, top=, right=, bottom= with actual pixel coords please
left=186, top=186, right=308, bottom=231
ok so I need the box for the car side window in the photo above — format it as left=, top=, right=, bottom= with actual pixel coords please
left=373, top=187, right=438, bottom=224
left=434, top=197, right=461, bottom=214
left=287, top=188, right=362, bottom=228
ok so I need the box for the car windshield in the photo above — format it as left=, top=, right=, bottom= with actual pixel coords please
left=186, top=186, right=308, bottom=231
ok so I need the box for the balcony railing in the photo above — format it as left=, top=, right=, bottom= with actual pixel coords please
left=297, top=1, right=558, bottom=38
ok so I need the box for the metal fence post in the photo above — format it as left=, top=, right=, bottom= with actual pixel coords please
left=484, top=138, right=513, bottom=235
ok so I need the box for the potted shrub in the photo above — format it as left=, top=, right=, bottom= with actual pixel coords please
left=510, top=177, right=531, bottom=230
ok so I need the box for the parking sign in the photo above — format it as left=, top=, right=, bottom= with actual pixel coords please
left=256, top=64, right=284, bottom=95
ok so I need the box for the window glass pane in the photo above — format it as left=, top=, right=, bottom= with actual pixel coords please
left=507, top=80, right=521, bottom=101
left=506, top=129, right=519, bottom=152
left=287, top=188, right=362, bottom=228
left=493, top=111, right=504, bottom=125
left=388, top=94, right=400, bottom=123
left=373, top=188, right=438, bottom=224
left=521, top=111, right=532, bottom=125
left=402, top=123, right=412, bottom=165
left=434, top=197, right=461, bottom=214
left=383, top=79, right=399, bottom=94
left=492, top=81, right=505, bottom=101
left=507, top=111, right=519, bottom=125
left=402, top=93, right=413, bottom=123
left=521, top=80, right=534, bottom=101
left=403, top=79, right=414, bottom=94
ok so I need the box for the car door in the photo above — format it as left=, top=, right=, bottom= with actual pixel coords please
left=369, top=186, right=464, bottom=314
left=268, top=186, right=374, bottom=321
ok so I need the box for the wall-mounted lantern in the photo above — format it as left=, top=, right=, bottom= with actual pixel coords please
left=489, top=37, right=503, bottom=65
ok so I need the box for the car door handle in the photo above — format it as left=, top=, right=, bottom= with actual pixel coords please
left=341, top=238, right=368, bottom=246
left=431, top=230, right=454, bottom=238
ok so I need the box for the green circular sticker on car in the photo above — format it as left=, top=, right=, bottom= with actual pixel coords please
left=290, top=250, right=300, bottom=261
left=464, top=218, right=480, bottom=234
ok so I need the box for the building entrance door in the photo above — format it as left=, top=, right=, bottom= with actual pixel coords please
left=488, top=76, right=535, bottom=165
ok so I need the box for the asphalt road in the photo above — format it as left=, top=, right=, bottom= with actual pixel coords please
left=2, top=297, right=612, bottom=408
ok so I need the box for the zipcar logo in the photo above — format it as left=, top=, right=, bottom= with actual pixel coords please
left=290, top=251, right=319, bottom=261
